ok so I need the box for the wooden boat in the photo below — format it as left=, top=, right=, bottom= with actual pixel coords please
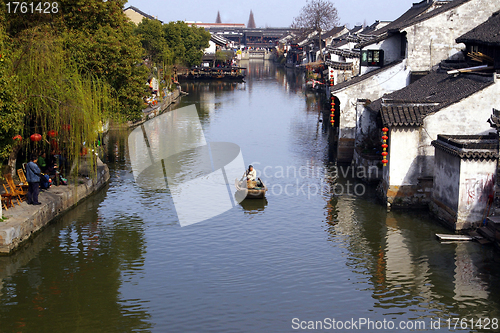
left=235, top=177, right=267, bottom=200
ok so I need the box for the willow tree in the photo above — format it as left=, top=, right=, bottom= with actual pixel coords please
left=3, top=0, right=148, bottom=121
left=8, top=27, right=116, bottom=178
left=0, top=26, right=24, bottom=175
left=292, top=0, right=340, bottom=61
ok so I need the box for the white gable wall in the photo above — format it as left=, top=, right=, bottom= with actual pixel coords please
left=204, top=40, right=217, bottom=54
left=404, top=0, right=500, bottom=72
left=333, top=61, right=410, bottom=161
left=360, top=34, right=402, bottom=75
left=385, top=79, right=500, bottom=190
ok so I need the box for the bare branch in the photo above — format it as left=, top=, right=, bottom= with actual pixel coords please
left=292, top=0, right=340, bottom=61
left=292, top=0, right=339, bottom=32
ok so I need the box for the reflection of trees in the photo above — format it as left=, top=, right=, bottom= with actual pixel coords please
left=103, top=128, right=130, bottom=171
left=0, top=132, right=150, bottom=332
left=323, top=183, right=500, bottom=319
left=177, top=61, right=310, bottom=125
left=179, top=81, right=243, bottom=122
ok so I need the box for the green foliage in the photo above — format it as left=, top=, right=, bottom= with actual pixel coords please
left=0, top=1, right=213, bottom=170
left=0, top=27, right=24, bottom=161
left=60, top=0, right=128, bottom=32
left=135, top=18, right=169, bottom=64
left=2, top=0, right=148, bottom=121
left=216, top=50, right=234, bottom=63
left=139, top=20, right=210, bottom=67
left=13, top=27, right=113, bottom=175
left=64, top=24, right=147, bottom=120
left=61, top=0, right=147, bottom=120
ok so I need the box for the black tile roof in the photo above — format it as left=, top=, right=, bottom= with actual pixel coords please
left=349, top=25, right=364, bottom=34
left=376, top=70, right=494, bottom=126
left=456, top=11, right=500, bottom=46
left=432, top=134, right=499, bottom=160
left=331, top=38, right=350, bottom=48
left=330, top=60, right=403, bottom=93
left=322, top=26, right=347, bottom=39
left=381, top=104, right=437, bottom=126
left=358, top=0, right=471, bottom=47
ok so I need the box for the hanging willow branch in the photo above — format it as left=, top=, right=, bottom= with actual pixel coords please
left=12, top=26, right=116, bottom=181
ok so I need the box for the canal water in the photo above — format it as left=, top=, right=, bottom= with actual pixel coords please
left=1, top=60, right=500, bottom=332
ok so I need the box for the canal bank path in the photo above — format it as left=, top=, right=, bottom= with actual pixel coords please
left=0, top=159, right=110, bottom=254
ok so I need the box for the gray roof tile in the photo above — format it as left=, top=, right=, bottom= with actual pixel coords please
left=456, top=11, right=500, bottom=46
left=376, top=70, right=494, bottom=126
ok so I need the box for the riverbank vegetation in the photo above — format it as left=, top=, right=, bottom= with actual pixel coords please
left=135, top=19, right=210, bottom=90
left=0, top=1, right=210, bottom=177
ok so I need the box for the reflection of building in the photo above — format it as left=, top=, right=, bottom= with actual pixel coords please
left=453, top=243, right=489, bottom=302
left=323, top=193, right=493, bottom=313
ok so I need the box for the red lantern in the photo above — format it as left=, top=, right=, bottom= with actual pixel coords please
left=30, top=133, right=42, bottom=142
left=382, top=127, right=389, bottom=132
left=48, top=130, right=58, bottom=138
left=12, top=135, right=22, bottom=141
left=382, top=135, right=388, bottom=140
left=382, top=144, right=388, bottom=148
left=382, top=152, right=388, bottom=156
left=382, top=159, right=388, bottom=164
left=330, top=119, right=334, bottom=124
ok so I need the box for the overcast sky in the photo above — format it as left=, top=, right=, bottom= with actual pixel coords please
left=124, top=0, right=418, bottom=28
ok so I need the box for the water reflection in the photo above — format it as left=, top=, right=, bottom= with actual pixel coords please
left=324, top=183, right=500, bottom=321
left=0, top=183, right=151, bottom=332
left=182, top=81, right=244, bottom=120
left=238, top=198, right=268, bottom=215
left=2, top=60, right=500, bottom=332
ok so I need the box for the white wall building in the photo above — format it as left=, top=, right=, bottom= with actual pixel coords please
left=331, top=0, right=500, bottom=162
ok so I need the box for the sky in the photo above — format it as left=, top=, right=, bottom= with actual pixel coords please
left=124, top=0, right=419, bottom=28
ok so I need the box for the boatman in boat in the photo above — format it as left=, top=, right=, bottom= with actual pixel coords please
left=243, top=165, right=257, bottom=189
left=244, top=165, right=256, bottom=181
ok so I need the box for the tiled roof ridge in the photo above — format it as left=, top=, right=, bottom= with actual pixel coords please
left=432, top=134, right=499, bottom=160
left=357, top=0, right=471, bottom=48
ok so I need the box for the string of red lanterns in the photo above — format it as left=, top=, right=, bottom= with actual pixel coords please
left=329, top=68, right=334, bottom=87
left=16, top=130, right=59, bottom=143
left=330, top=96, right=335, bottom=126
left=381, top=127, right=389, bottom=166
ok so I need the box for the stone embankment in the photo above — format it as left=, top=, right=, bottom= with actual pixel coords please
left=0, top=160, right=110, bottom=254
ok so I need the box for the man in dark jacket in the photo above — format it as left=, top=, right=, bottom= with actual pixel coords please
left=26, top=155, right=41, bottom=205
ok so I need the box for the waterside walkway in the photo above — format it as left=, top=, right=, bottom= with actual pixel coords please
left=0, top=161, right=110, bottom=254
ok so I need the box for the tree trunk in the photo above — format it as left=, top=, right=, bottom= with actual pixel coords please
left=318, top=29, right=323, bottom=61
left=4, top=143, right=22, bottom=178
